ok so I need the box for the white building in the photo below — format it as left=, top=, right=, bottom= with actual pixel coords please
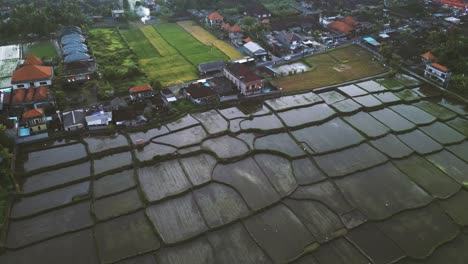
left=424, top=63, right=451, bottom=85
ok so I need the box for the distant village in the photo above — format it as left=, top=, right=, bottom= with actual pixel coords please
left=0, top=0, right=467, bottom=143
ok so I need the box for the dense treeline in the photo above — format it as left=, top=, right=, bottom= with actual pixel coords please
left=2, top=0, right=88, bottom=38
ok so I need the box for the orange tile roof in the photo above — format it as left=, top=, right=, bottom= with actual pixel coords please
left=24, top=53, right=43, bottom=65
left=420, top=51, right=436, bottom=61
left=11, top=89, right=26, bottom=104
left=11, top=65, right=53, bottom=83
left=430, top=63, right=449, bottom=72
left=129, top=84, right=152, bottom=93
left=243, top=37, right=252, bottom=43
left=207, top=12, right=223, bottom=21
left=221, top=22, right=231, bottom=30
left=329, top=21, right=354, bottom=34
left=22, top=108, right=44, bottom=119
left=24, top=87, right=35, bottom=103
left=230, top=25, right=242, bottom=32
left=33, top=86, right=49, bottom=101
left=343, top=16, right=358, bottom=26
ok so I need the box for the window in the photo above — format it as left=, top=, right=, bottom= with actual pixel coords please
left=39, top=81, right=48, bottom=85
left=17, top=84, right=25, bottom=88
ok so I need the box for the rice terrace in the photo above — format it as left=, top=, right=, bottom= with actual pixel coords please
left=89, top=21, right=242, bottom=90
left=272, top=45, right=388, bottom=92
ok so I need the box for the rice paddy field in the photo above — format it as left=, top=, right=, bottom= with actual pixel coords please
left=177, top=20, right=243, bottom=60
left=88, top=29, right=148, bottom=95
left=119, top=22, right=234, bottom=87
left=272, top=45, right=388, bottom=92
left=4, top=76, right=468, bottom=263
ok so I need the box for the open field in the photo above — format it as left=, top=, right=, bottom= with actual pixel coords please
left=261, top=0, right=299, bottom=16
left=272, top=45, right=388, bottom=92
left=177, top=20, right=243, bottom=60
left=122, top=26, right=198, bottom=87
left=88, top=29, right=147, bottom=95
left=120, top=29, right=159, bottom=59
left=92, top=22, right=237, bottom=88
left=140, top=26, right=178, bottom=57
left=121, top=23, right=232, bottom=87
left=154, top=23, right=229, bottom=66
left=27, top=41, right=57, bottom=59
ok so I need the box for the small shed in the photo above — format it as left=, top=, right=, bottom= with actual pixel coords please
left=198, top=60, right=225, bottom=75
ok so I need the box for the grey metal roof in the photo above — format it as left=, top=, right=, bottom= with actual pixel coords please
left=63, top=109, right=85, bottom=127
left=198, top=60, right=225, bottom=73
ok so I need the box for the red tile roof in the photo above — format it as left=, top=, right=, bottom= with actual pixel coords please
left=243, top=37, right=252, bottom=43
left=34, top=86, right=49, bottom=101
left=22, top=108, right=44, bottom=119
left=11, top=89, right=26, bottom=105
left=230, top=25, right=242, bottom=32
left=420, top=52, right=436, bottom=61
left=11, top=65, right=53, bottom=83
left=24, top=87, right=35, bottom=103
left=207, top=12, right=223, bottom=21
left=0, top=91, right=11, bottom=105
left=129, top=84, right=152, bottom=93
left=343, top=16, right=358, bottom=26
left=329, top=21, right=354, bottom=34
left=24, top=53, right=43, bottom=66
left=430, top=63, right=449, bottom=72
left=220, top=22, right=229, bottom=30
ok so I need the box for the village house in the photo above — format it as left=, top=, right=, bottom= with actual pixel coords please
left=129, top=84, right=154, bottom=101
left=275, top=31, right=304, bottom=53
left=21, top=108, right=47, bottom=134
left=10, top=86, right=52, bottom=108
left=224, top=63, right=263, bottom=96
left=420, top=51, right=436, bottom=64
left=242, top=42, right=268, bottom=61
left=86, top=111, right=113, bottom=128
left=206, top=12, right=224, bottom=27
left=424, top=63, right=451, bottom=85
left=160, top=88, right=177, bottom=104
left=11, top=54, right=53, bottom=89
left=244, top=3, right=272, bottom=19
left=62, top=109, right=86, bottom=131
left=183, top=82, right=219, bottom=105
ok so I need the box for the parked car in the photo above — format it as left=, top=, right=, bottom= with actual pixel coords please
left=284, top=56, right=291, bottom=61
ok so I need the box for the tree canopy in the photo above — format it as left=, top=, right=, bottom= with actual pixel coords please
left=3, top=0, right=88, bottom=37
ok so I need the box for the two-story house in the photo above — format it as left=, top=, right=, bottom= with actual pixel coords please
left=206, top=12, right=224, bottom=27
left=224, top=63, right=263, bottom=96
left=21, top=108, right=47, bottom=134
left=129, top=84, right=154, bottom=101
left=424, top=63, right=451, bottom=85
left=11, top=54, right=53, bottom=89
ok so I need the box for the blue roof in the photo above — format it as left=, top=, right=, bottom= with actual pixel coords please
left=64, top=53, right=91, bottom=63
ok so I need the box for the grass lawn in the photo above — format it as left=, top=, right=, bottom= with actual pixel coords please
left=177, top=20, right=243, bottom=60
left=272, top=45, right=388, bottom=92
left=88, top=28, right=148, bottom=96
left=28, top=41, right=57, bottom=59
